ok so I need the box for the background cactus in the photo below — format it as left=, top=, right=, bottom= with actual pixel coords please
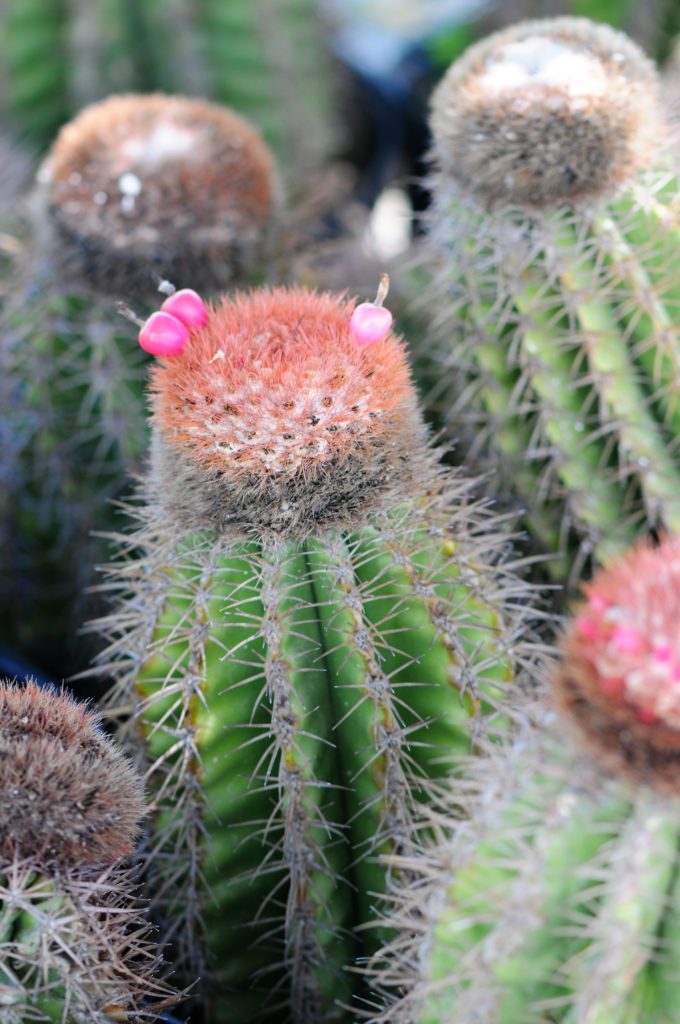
left=0, top=93, right=277, bottom=676
left=0, top=0, right=336, bottom=187
left=420, top=17, right=680, bottom=582
left=90, top=284, right=538, bottom=1022
left=368, top=534, right=680, bottom=1024
left=0, top=678, right=175, bottom=1022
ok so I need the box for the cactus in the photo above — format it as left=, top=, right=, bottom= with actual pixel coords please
left=421, top=17, right=680, bottom=581
left=89, top=284, right=537, bottom=1022
left=0, top=0, right=336, bottom=184
left=0, top=93, right=277, bottom=675
left=0, top=678, right=175, bottom=1022
left=368, top=534, right=680, bottom=1023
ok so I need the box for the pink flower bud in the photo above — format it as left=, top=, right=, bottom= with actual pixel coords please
left=139, top=311, right=189, bottom=357
left=161, top=288, right=209, bottom=329
left=349, top=303, right=394, bottom=347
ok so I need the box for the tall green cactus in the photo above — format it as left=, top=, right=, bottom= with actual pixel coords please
left=421, top=17, right=680, bottom=581
left=0, top=678, right=175, bottom=1022
left=91, top=284, right=538, bottom=1022
left=0, top=93, right=277, bottom=675
left=369, top=534, right=680, bottom=1023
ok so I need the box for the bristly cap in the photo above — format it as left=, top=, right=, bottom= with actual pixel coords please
left=554, top=536, right=680, bottom=792
left=37, top=93, right=276, bottom=296
left=0, top=680, right=145, bottom=869
left=149, top=286, right=427, bottom=534
left=430, top=17, right=660, bottom=207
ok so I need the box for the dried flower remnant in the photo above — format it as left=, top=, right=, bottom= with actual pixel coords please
left=36, top=93, right=276, bottom=294
left=555, top=536, right=680, bottom=790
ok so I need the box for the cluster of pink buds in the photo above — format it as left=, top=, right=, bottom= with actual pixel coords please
left=138, top=288, right=210, bottom=357
left=136, top=276, right=394, bottom=359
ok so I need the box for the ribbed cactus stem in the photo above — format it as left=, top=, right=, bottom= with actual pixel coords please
left=367, top=716, right=680, bottom=1023
left=565, top=802, right=678, bottom=1019
left=370, top=534, right=680, bottom=1023
left=424, top=17, right=680, bottom=578
left=92, top=285, right=536, bottom=1021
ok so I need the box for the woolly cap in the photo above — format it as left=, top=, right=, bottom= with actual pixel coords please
left=430, top=17, right=660, bottom=207
left=555, top=536, right=680, bottom=792
left=149, top=286, right=427, bottom=534
left=0, top=680, right=145, bottom=868
left=37, top=93, right=276, bottom=296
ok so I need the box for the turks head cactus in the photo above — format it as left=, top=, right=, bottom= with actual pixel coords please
left=369, top=534, right=680, bottom=1024
left=423, top=16, right=680, bottom=581
left=1, top=92, right=277, bottom=674
left=0, top=678, right=175, bottom=1021
left=90, top=283, right=538, bottom=1022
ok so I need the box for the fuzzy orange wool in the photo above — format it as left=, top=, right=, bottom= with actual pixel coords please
left=555, top=536, right=680, bottom=792
left=151, top=287, right=416, bottom=479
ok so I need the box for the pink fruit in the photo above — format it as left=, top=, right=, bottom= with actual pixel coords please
left=139, top=311, right=189, bottom=357
left=349, top=303, right=394, bottom=347
left=161, top=288, right=209, bottom=329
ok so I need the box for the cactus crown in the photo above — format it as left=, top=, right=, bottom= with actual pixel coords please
left=149, top=286, right=427, bottom=534
left=0, top=680, right=145, bottom=868
left=430, top=17, right=660, bottom=206
left=556, top=536, right=680, bottom=792
left=37, top=93, right=275, bottom=294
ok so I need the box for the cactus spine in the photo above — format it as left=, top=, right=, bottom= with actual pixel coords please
left=91, top=285, right=536, bottom=1022
left=0, top=94, right=277, bottom=674
left=423, top=17, right=680, bottom=580
left=369, top=535, right=680, bottom=1023
left=0, top=678, right=175, bottom=1022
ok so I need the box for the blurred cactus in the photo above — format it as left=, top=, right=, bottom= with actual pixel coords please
left=35, top=93, right=277, bottom=296
left=0, top=678, right=175, bottom=1021
left=369, top=534, right=680, bottom=1022
left=422, top=17, right=680, bottom=582
left=0, top=93, right=277, bottom=675
left=0, top=0, right=336, bottom=185
left=91, top=285, right=537, bottom=1022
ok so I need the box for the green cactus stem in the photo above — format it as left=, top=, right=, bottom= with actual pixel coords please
left=369, top=533, right=680, bottom=1023
left=366, top=717, right=680, bottom=1024
left=422, top=17, right=680, bottom=582
left=90, top=285, right=538, bottom=1022
left=0, top=678, right=175, bottom=1022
